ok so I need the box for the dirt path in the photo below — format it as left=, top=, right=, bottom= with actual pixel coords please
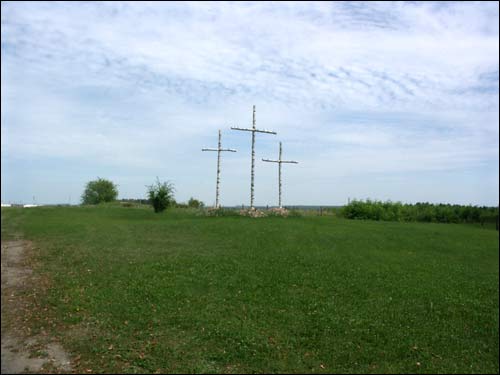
left=1, top=240, right=72, bottom=374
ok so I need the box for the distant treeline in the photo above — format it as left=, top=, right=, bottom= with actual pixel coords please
left=341, top=199, right=499, bottom=226
left=119, top=198, right=204, bottom=209
left=120, top=198, right=150, bottom=205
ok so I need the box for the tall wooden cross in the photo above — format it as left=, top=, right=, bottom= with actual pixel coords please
left=231, top=105, right=276, bottom=209
left=202, top=130, right=237, bottom=208
left=262, top=142, right=298, bottom=208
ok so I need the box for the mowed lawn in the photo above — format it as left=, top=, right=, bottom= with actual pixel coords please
left=1, top=206, right=498, bottom=374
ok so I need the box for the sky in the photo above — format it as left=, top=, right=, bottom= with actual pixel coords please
left=1, top=1, right=499, bottom=207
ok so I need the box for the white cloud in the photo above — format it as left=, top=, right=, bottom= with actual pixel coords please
left=1, top=1, right=498, bottom=205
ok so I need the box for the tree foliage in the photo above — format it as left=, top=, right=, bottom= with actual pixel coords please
left=341, top=199, right=498, bottom=226
left=147, top=178, right=175, bottom=213
left=187, top=197, right=204, bottom=209
left=81, top=178, right=118, bottom=205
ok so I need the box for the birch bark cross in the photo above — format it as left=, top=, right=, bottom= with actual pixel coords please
left=202, top=130, right=237, bottom=208
left=262, top=142, right=298, bottom=208
left=231, top=105, right=277, bottom=209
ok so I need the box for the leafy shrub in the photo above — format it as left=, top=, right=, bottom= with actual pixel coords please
left=174, top=201, right=188, bottom=209
left=188, top=197, right=204, bottom=209
left=341, top=199, right=498, bottom=226
left=147, top=178, right=175, bottom=213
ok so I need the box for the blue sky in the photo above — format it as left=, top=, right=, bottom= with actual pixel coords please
left=1, top=1, right=498, bottom=206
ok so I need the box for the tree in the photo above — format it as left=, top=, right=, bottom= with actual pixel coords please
left=147, top=178, right=175, bottom=213
left=81, top=178, right=118, bottom=205
left=188, top=197, right=204, bottom=209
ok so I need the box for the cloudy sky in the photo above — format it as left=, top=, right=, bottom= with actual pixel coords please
left=1, top=1, right=498, bottom=206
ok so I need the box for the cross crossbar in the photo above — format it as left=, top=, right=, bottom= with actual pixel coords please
left=262, top=159, right=298, bottom=164
left=230, top=127, right=277, bottom=135
left=202, top=148, right=237, bottom=152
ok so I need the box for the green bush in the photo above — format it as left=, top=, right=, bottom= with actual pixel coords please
left=81, top=178, right=118, bottom=205
left=147, top=178, right=175, bottom=213
left=188, top=197, right=204, bottom=208
left=341, top=199, right=498, bottom=226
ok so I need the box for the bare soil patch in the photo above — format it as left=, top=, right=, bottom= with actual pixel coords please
left=1, top=240, right=72, bottom=374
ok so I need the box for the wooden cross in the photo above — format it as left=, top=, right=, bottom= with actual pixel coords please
left=202, top=130, right=236, bottom=208
left=231, top=105, right=276, bottom=208
left=262, top=142, right=298, bottom=208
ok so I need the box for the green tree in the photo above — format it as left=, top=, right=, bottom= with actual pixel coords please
left=147, top=178, right=175, bottom=213
left=188, top=197, right=204, bottom=208
left=81, top=178, right=118, bottom=205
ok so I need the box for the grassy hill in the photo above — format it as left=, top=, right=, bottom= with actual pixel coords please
left=2, top=205, right=498, bottom=373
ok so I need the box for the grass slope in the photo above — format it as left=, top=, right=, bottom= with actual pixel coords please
left=1, top=206, right=498, bottom=373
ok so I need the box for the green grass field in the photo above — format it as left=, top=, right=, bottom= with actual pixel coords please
left=1, top=205, right=498, bottom=374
